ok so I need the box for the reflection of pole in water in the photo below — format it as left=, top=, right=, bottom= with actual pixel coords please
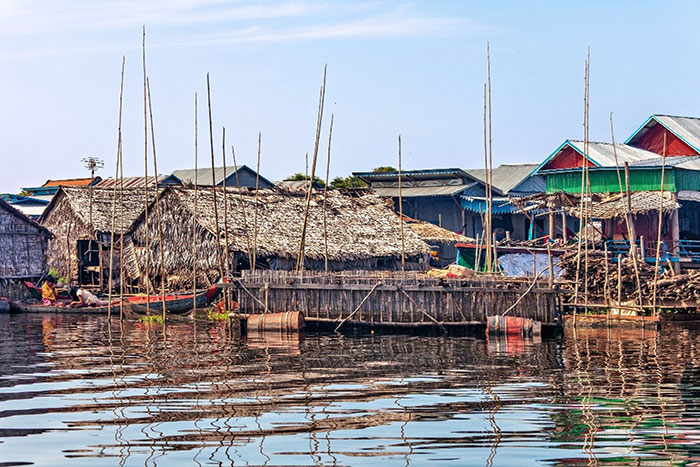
left=394, top=375, right=413, bottom=467
left=484, top=386, right=501, bottom=467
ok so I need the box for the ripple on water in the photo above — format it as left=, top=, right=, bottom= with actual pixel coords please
left=0, top=313, right=699, bottom=465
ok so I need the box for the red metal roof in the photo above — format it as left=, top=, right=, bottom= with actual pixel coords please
left=42, top=177, right=100, bottom=187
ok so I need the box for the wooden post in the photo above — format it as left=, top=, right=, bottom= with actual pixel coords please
left=548, top=210, right=555, bottom=240
left=561, top=211, right=568, bottom=242
left=322, top=114, right=334, bottom=272
left=206, top=74, right=224, bottom=282
left=398, top=135, right=405, bottom=271
left=141, top=26, right=151, bottom=316
left=652, top=132, right=667, bottom=315
left=221, top=126, right=232, bottom=309
left=146, top=78, right=168, bottom=324
left=547, top=243, right=554, bottom=289
left=231, top=145, right=252, bottom=264
left=192, top=92, right=198, bottom=310
left=252, top=133, right=261, bottom=270
left=107, top=56, right=125, bottom=320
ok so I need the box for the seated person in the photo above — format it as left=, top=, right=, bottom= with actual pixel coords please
left=41, top=277, right=59, bottom=306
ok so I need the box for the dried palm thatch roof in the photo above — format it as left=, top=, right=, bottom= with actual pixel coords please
left=405, top=219, right=472, bottom=243
left=40, top=186, right=155, bottom=234
left=167, top=187, right=431, bottom=261
left=568, top=191, right=679, bottom=219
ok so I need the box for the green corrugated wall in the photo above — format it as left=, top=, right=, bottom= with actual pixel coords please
left=675, top=169, right=700, bottom=191
left=546, top=169, right=676, bottom=194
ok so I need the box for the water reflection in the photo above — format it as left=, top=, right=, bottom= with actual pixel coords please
left=0, top=313, right=699, bottom=465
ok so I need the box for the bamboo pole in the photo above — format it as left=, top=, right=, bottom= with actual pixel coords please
left=221, top=127, right=232, bottom=309
left=146, top=78, right=167, bottom=324
left=296, top=64, right=327, bottom=272
left=322, top=114, right=334, bottom=272
left=206, top=73, right=224, bottom=282
left=485, top=43, right=494, bottom=273
left=252, top=133, right=261, bottom=271
left=108, top=56, right=125, bottom=320
left=583, top=50, right=590, bottom=306
left=230, top=145, right=252, bottom=266
left=398, top=135, right=405, bottom=271
left=482, top=83, right=492, bottom=273
left=142, top=26, right=151, bottom=316
left=192, top=92, right=198, bottom=310
left=623, top=161, right=644, bottom=309
left=652, top=133, right=668, bottom=315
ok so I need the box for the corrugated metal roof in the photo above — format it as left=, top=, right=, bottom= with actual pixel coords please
left=566, top=141, right=660, bottom=167
left=465, top=164, right=541, bottom=194
left=96, top=174, right=179, bottom=189
left=630, top=154, right=700, bottom=170
left=42, top=177, right=101, bottom=187
left=353, top=168, right=474, bottom=182
left=172, top=166, right=240, bottom=185
left=650, top=115, right=700, bottom=153
left=372, top=185, right=469, bottom=198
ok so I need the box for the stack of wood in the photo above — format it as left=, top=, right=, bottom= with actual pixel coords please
left=558, top=249, right=654, bottom=302
left=559, top=249, right=700, bottom=304
left=644, top=271, right=700, bottom=302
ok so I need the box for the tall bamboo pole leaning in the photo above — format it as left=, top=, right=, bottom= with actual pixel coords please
left=192, top=93, right=198, bottom=310
left=221, top=127, right=232, bottom=308
left=141, top=26, right=151, bottom=316
left=252, top=133, right=262, bottom=271
left=573, top=54, right=589, bottom=310
left=296, top=65, right=327, bottom=272
left=206, top=74, right=224, bottom=282
left=652, top=133, right=668, bottom=315
left=146, top=78, right=167, bottom=324
left=230, top=145, right=252, bottom=266
left=108, top=56, right=125, bottom=320
left=398, top=135, right=405, bottom=271
left=322, top=114, right=334, bottom=273
left=486, top=43, right=495, bottom=273
left=482, top=83, right=492, bottom=273
left=583, top=50, right=591, bottom=306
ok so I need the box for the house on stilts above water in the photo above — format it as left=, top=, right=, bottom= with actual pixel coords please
left=129, top=187, right=432, bottom=290
left=39, top=186, right=156, bottom=289
left=532, top=114, right=700, bottom=268
left=0, top=198, right=51, bottom=299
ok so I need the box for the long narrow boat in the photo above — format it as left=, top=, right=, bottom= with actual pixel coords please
left=9, top=284, right=221, bottom=315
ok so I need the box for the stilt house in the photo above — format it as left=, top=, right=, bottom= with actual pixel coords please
left=39, top=187, right=151, bottom=287
left=130, top=187, right=431, bottom=289
left=0, top=199, right=51, bottom=298
left=533, top=114, right=700, bottom=265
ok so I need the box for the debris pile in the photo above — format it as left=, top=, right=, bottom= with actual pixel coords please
left=558, top=249, right=700, bottom=303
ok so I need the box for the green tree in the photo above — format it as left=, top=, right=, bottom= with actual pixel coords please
left=283, top=172, right=326, bottom=187
left=330, top=176, right=367, bottom=189
left=371, top=166, right=397, bottom=173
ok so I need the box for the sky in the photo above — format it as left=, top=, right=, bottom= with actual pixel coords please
left=1, top=0, right=700, bottom=193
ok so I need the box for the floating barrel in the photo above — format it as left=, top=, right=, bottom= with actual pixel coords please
left=0, top=298, right=10, bottom=313
left=246, top=311, right=304, bottom=333
left=487, top=315, right=538, bottom=337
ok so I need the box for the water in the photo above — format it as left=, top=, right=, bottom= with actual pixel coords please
left=1, top=314, right=699, bottom=466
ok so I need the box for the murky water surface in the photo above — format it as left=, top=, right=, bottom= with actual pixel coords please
left=1, top=314, right=699, bottom=466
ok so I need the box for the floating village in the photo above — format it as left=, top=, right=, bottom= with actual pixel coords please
left=3, top=82, right=700, bottom=340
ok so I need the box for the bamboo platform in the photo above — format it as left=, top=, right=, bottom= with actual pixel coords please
left=226, top=270, right=563, bottom=331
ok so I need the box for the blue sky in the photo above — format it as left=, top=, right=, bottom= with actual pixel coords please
left=1, top=0, right=699, bottom=192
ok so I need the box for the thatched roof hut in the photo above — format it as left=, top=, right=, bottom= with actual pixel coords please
left=131, top=187, right=431, bottom=287
left=0, top=199, right=52, bottom=299
left=39, top=186, right=153, bottom=284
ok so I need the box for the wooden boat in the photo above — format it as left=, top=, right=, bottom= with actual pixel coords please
left=10, top=284, right=221, bottom=315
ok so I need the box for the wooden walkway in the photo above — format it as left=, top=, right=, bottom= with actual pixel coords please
left=228, top=270, right=563, bottom=330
